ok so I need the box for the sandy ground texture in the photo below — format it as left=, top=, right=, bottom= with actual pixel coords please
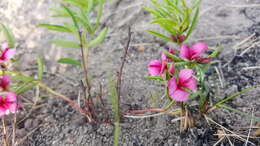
left=0, top=0, right=260, bottom=145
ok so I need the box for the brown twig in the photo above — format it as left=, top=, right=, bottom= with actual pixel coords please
left=116, top=27, right=132, bottom=110
left=2, top=117, right=9, bottom=146
left=97, top=83, right=110, bottom=123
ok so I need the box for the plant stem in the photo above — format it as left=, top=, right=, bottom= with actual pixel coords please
left=79, top=31, right=92, bottom=100
left=117, top=27, right=132, bottom=112
left=2, top=117, right=9, bottom=146
left=37, top=82, right=94, bottom=122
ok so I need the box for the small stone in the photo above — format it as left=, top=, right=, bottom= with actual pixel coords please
left=24, top=119, right=33, bottom=130
left=97, top=124, right=113, bottom=136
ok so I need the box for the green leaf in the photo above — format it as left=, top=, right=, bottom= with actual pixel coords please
left=214, top=85, right=259, bottom=106
left=57, top=57, right=81, bottom=66
left=164, top=0, right=183, bottom=15
left=151, top=18, right=178, bottom=26
left=78, top=10, right=93, bottom=34
left=88, top=0, right=94, bottom=12
left=15, top=83, right=38, bottom=94
left=94, top=2, right=103, bottom=31
left=50, top=7, right=70, bottom=17
left=219, top=105, right=260, bottom=122
left=37, top=57, right=44, bottom=80
left=0, top=23, right=15, bottom=48
left=146, top=30, right=171, bottom=41
left=52, top=40, right=81, bottom=48
left=208, top=44, right=222, bottom=58
left=185, top=8, right=200, bottom=40
left=63, top=0, right=87, bottom=9
left=174, top=61, right=190, bottom=67
left=62, top=5, right=79, bottom=30
left=89, top=28, right=108, bottom=47
left=145, top=76, right=164, bottom=81
left=164, top=51, right=183, bottom=62
left=11, top=75, right=36, bottom=82
left=38, top=24, right=72, bottom=32
left=143, top=7, right=162, bottom=18
left=192, top=0, right=202, bottom=9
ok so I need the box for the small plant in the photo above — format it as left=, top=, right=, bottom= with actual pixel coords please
left=124, top=0, right=260, bottom=131
left=39, top=0, right=109, bottom=122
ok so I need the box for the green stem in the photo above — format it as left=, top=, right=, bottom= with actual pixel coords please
left=79, top=31, right=92, bottom=100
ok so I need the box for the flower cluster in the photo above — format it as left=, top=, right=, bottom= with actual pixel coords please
left=148, top=42, right=211, bottom=102
left=0, top=43, right=18, bottom=117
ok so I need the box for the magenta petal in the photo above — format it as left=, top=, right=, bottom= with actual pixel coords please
left=169, top=64, right=175, bottom=75
left=180, top=45, right=190, bottom=59
left=182, top=77, right=197, bottom=91
left=171, top=89, right=189, bottom=102
left=179, top=69, right=194, bottom=82
left=169, top=48, right=174, bottom=54
left=0, top=75, right=10, bottom=90
left=0, top=107, right=6, bottom=117
left=190, top=42, right=208, bottom=59
left=167, top=77, right=177, bottom=96
left=148, top=60, right=162, bottom=76
left=161, top=52, right=167, bottom=62
left=6, top=92, right=17, bottom=102
left=4, top=48, right=16, bottom=60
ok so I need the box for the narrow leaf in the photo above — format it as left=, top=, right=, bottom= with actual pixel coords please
left=164, top=51, right=183, bottom=62
left=145, top=76, right=164, bottom=81
left=146, top=30, right=171, bottom=41
left=89, top=28, right=108, bottom=47
left=219, top=104, right=260, bottom=122
left=16, top=83, right=38, bottom=94
left=185, top=8, right=200, bottom=40
left=52, top=40, right=81, bottom=48
left=37, top=57, right=44, bottom=80
left=57, top=58, right=81, bottom=66
left=11, top=75, right=36, bottom=82
left=62, top=5, right=79, bottom=30
left=208, top=44, right=222, bottom=58
left=38, top=24, right=72, bottom=32
left=0, top=23, right=15, bottom=48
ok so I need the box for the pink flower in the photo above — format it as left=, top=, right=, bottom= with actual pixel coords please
left=0, top=43, right=16, bottom=63
left=167, top=69, right=197, bottom=102
left=0, top=92, right=18, bottom=116
left=0, top=75, right=10, bottom=91
left=168, top=64, right=175, bottom=75
left=180, top=42, right=211, bottom=63
left=148, top=60, right=166, bottom=76
left=148, top=49, right=175, bottom=76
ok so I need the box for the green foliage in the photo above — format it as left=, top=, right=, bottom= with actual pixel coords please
left=108, top=75, right=120, bottom=146
left=39, top=0, right=109, bottom=73
left=15, top=82, right=38, bottom=94
left=208, top=44, right=222, bottom=58
left=11, top=75, right=36, bottom=82
left=145, top=76, right=164, bottom=82
left=37, top=24, right=72, bottom=32
left=89, top=28, right=108, bottom=47
left=144, top=0, right=202, bottom=43
left=57, top=58, right=81, bottom=66
left=39, top=0, right=108, bottom=46
left=51, top=40, right=81, bottom=48
left=0, top=23, right=16, bottom=48
left=37, top=57, right=45, bottom=80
